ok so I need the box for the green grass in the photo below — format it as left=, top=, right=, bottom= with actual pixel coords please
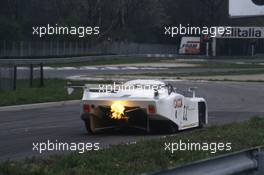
left=0, top=79, right=114, bottom=106
left=127, top=68, right=264, bottom=77
left=1, top=117, right=264, bottom=175
left=0, top=79, right=90, bottom=106
left=197, top=62, right=264, bottom=69
left=201, top=79, right=264, bottom=83
left=48, top=58, right=264, bottom=69
left=175, top=55, right=264, bottom=60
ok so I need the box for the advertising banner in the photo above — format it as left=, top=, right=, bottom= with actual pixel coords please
left=229, top=0, right=264, bottom=17
left=179, top=37, right=201, bottom=54
left=217, top=27, right=264, bottom=38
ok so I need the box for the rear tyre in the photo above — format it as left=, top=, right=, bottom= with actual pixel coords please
left=81, top=114, right=95, bottom=134
left=169, top=123, right=179, bottom=133
left=149, top=120, right=178, bottom=134
left=84, top=119, right=95, bottom=134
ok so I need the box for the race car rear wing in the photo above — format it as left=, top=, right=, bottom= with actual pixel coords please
left=66, top=82, right=161, bottom=99
left=66, top=82, right=86, bottom=95
left=66, top=82, right=106, bottom=95
left=66, top=81, right=198, bottom=98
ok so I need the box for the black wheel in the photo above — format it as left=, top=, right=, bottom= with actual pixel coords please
left=198, top=102, right=206, bottom=128
left=169, top=123, right=179, bottom=133
left=198, top=120, right=205, bottom=128
left=84, top=119, right=95, bottom=134
left=149, top=120, right=178, bottom=134
left=81, top=114, right=96, bottom=134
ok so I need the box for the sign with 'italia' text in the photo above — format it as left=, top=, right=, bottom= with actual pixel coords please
left=217, top=27, right=264, bottom=38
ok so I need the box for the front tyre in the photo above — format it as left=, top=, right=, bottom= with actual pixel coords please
left=198, top=102, right=207, bottom=128
left=84, top=119, right=95, bottom=134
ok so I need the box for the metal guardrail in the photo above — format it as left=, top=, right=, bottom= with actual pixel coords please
left=151, top=146, right=264, bottom=175
left=0, top=54, right=178, bottom=66
left=0, top=41, right=179, bottom=58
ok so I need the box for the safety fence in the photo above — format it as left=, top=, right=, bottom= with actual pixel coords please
left=0, top=63, right=44, bottom=91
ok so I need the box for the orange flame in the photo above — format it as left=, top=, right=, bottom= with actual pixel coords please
left=111, top=102, right=126, bottom=120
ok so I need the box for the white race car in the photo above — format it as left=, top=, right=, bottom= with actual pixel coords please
left=68, top=80, right=208, bottom=134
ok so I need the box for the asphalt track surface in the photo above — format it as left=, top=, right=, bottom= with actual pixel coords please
left=0, top=81, right=264, bottom=161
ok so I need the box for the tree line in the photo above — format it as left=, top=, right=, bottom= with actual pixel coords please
left=0, top=0, right=263, bottom=44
